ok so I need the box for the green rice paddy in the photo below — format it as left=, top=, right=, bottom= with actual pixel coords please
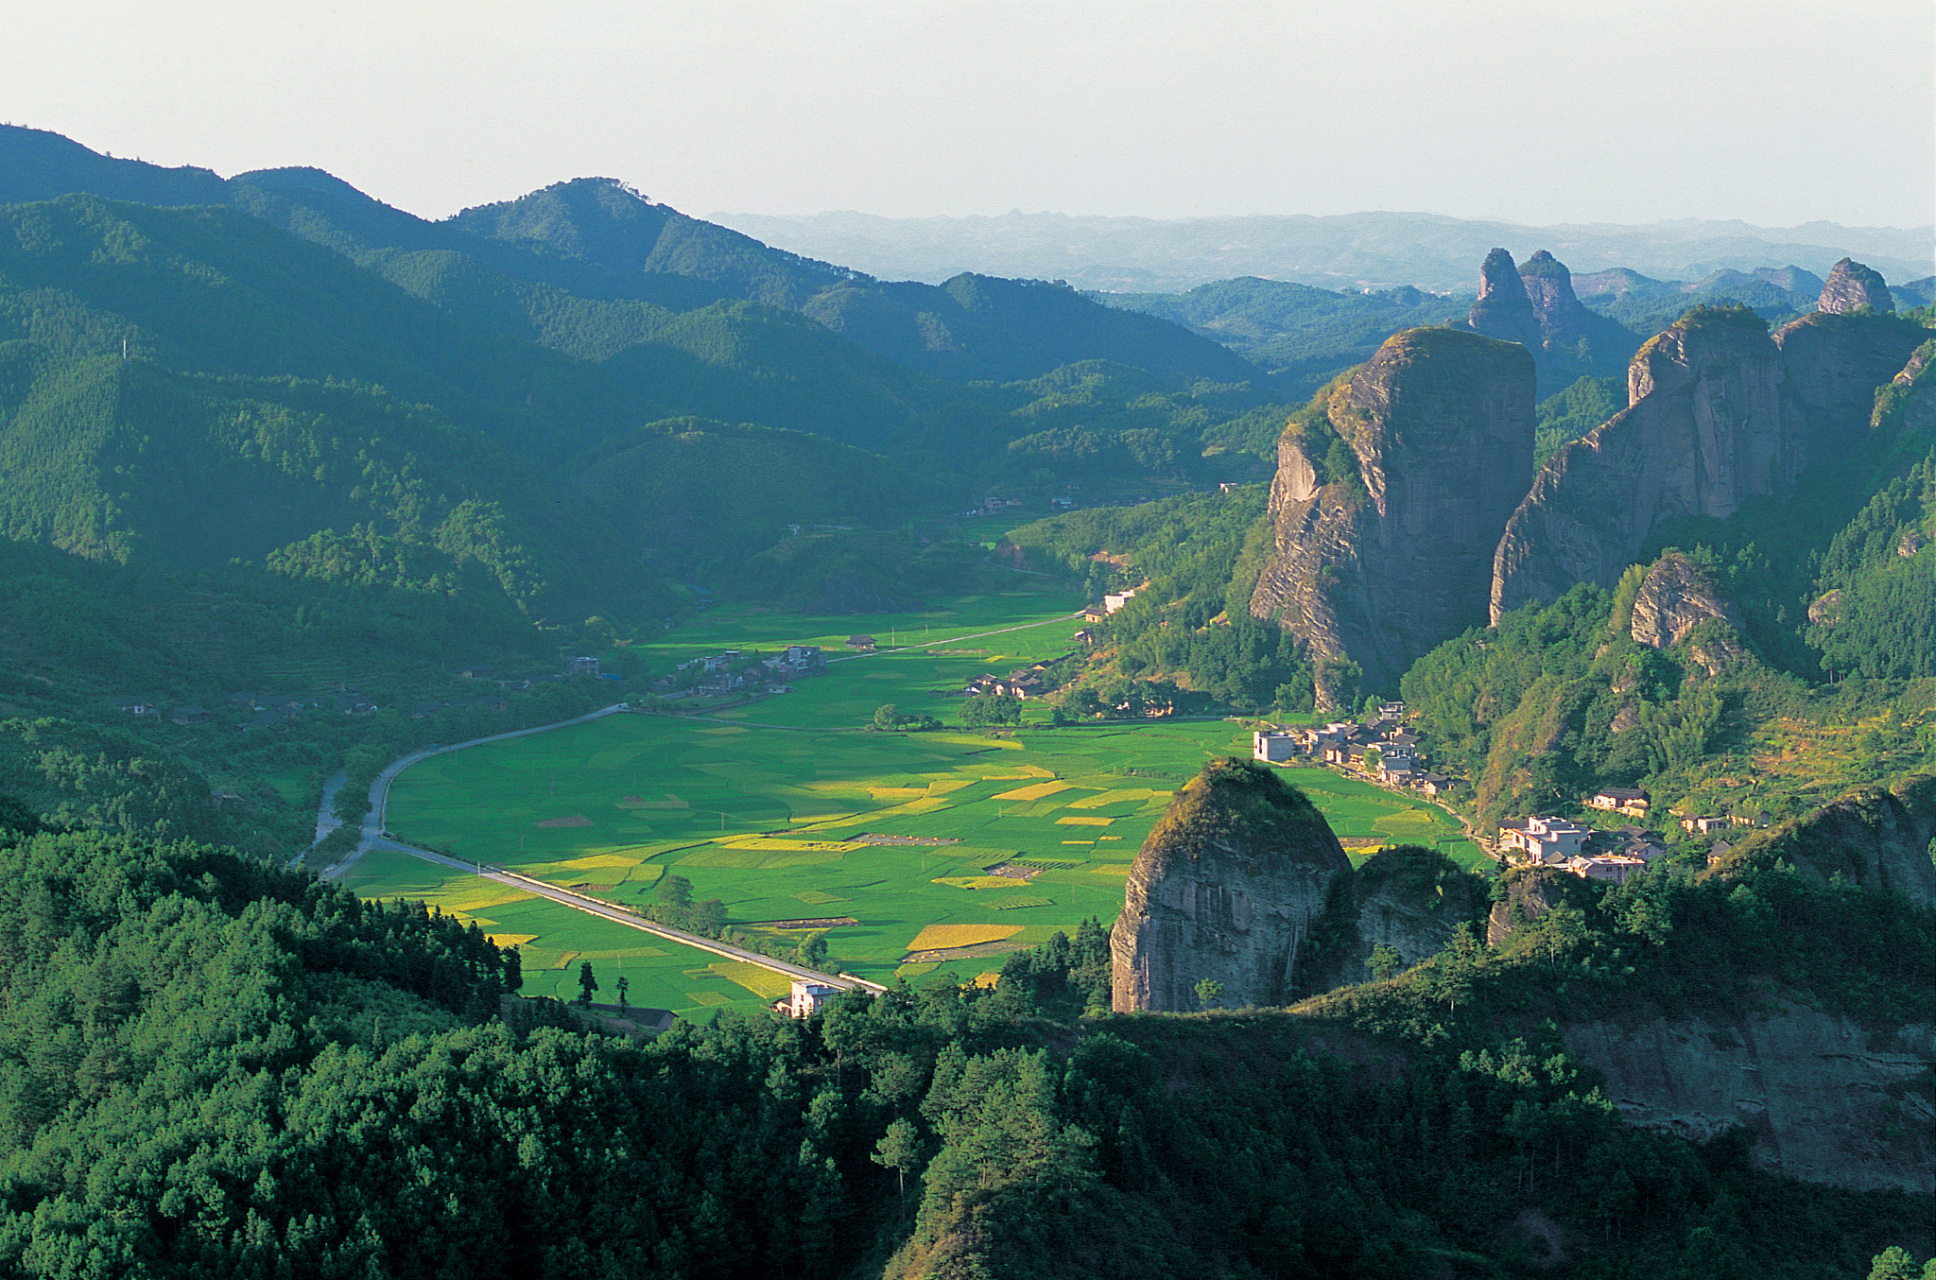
left=346, top=584, right=1483, bottom=1019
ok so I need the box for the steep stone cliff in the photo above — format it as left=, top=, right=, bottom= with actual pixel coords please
left=1248, top=327, right=1534, bottom=700
left=1565, top=1001, right=1934, bottom=1193
left=1775, top=309, right=1929, bottom=461
left=1710, top=773, right=1936, bottom=908
left=1490, top=309, right=1798, bottom=619
left=1629, top=551, right=1742, bottom=649
left=1469, top=249, right=1638, bottom=391
left=1628, top=551, right=1746, bottom=673
left=1111, top=758, right=1350, bottom=1012
left=1492, top=282, right=1928, bottom=620
left=1485, top=866, right=1595, bottom=948
left=1299, top=846, right=1485, bottom=991
left=1817, top=256, right=1895, bottom=314
left=1466, top=248, right=1542, bottom=351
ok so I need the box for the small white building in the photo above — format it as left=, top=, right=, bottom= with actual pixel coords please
left=779, top=979, right=842, bottom=1018
left=1498, top=814, right=1591, bottom=863
left=1253, top=730, right=1301, bottom=763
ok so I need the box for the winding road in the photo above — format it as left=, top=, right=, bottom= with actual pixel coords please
left=320, top=704, right=884, bottom=995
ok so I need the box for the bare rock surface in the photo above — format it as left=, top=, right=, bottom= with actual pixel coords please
left=1248, top=327, right=1533, bottom=700
left=1466, top=247, right=1542, bottom=351
left=1490, top=310, right=1796, bottom=620
left=1775, top=310, right=1929, bottom=460
left=1111, top=759, right=1349, bottom=1012
left=1629, top=552, right=1745, bottom=674
left=1816, top=257, right=1894, bottom=314
left=1565, top=1003, right=1934, bottom=1193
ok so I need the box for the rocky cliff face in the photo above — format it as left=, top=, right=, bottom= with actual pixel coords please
left=1817, top=257, right=1895, bottom=314
left=1629, top=551, right=1742, bottom=649
left=1775, top=309, right=1929, bottom=461
left=1468, top=249, right=1638, bottom=392
left=1248, top=327, right=1534, bottom=701
left=1300, top=847, right=1483, bottom=991
left=1712, top=773, right=1936, bottom=908
left=1111, top=759, right=1350, bottom=1012
left=1628, top=551, right=1746, bottom=673
left=1490, top=310, right=1799, bottom=620
left=1565, top=1001, right=1934, bottom=1193
left=1467, top=248, right=1542, bottom=351
left=1485, top=867, right=1593, bottom=948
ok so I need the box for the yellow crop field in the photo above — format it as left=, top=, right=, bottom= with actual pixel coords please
left=868, top=786, right=928, bottom=799
left=1055, top=816, right=1115, bottom=826
left=905, top=923, right=1022, bottom=951
left=926, top=779, right=977, bottom=795
left=933, top=875, right=1031, bottom=890
left=720, top=837, right=863, bottom=852
left=1091, top=864, right=1133, bottom=876
left=993, top=780, right=1072, bottom=802
left=1067, top=788, right=1169, bottom=809
left=484, top=932, right=537, bottom=948
left=556, top=853, right=643, bottom=870
left=441, top=884, right=536, bottom=913
left=710, top=961, right=793, bottom=1000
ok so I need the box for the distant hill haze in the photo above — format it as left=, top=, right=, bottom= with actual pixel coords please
left=710, top=207, right=1935, bottom=295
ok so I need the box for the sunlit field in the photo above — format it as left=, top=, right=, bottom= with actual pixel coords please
left=351, top=586, right=1482, bottom=1010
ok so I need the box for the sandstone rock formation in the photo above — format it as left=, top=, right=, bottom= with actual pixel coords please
left=1248, top=327, right=1534, bottom=701
left=1469, top=249, right=1638, bottom=392
left=1491, top=308, right=1796, bottom=620
left=1466, top=248, right=1542, bottom=351
left=1629, top=552, right=1740, bottom=649
left=1817, top=256, right=1894, bottom=314
left=1299, top=846, right=1483, bottom=991
left=1565, top=1001, right=1934, bottom=1193
left=1485, top=867, right=1593, bottom=949
left=1775, top=309, right=1929, bottom=461
left=1111, top=758, right=1350, bottom=1012
left=1711, top=773, right=1936, bottom=908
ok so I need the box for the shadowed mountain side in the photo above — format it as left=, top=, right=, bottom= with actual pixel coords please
left=1491, top=302, right=1930, bottom=620
left=1249, top=327, right=1534, bottom=702
left=1707, top=773, right=1936, bottom=908
left=1112, top=758, right=1349, bottom=1012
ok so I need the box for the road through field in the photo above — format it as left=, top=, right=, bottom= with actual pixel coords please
left=325, top=703, right=883, bottom=996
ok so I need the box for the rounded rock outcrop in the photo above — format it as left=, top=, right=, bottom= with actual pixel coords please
left=1110, top=758, right=1350, bottom=1012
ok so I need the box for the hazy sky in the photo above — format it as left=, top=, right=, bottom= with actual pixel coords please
left=6, top=0, right=1931, bottom=228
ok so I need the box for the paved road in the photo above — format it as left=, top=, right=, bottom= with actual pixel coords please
left=322, top=703, right=883, bottom=995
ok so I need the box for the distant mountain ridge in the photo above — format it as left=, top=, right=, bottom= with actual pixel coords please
left=709, top=208, right=1936, bottom=294
left=0, top=125, right=1253, bottom=390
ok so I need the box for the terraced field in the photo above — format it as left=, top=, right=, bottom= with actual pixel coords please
left=349, top=586, right=1482, bottom=1017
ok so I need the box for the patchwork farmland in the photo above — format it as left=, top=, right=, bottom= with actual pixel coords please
left=347, top=589, right=1480, bottom=1018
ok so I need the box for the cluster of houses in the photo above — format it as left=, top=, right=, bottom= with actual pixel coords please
left=1251, top=703, right=1456, bottom=799
left=663, top=645, right=825, bottom=698
left=965, top=662, right=1054, bottom=700
left=1499, top=787, right=1674, bottom=883
left=108, top=689, right=386, bottom=731
left=1499, top=813, right=1670, bottom=883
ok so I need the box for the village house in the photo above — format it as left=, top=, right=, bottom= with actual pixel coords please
left=1497, top=814, right=1591, bottom=863
left=1376, top=751, right=1420, bottom=786
left=845, top=635, right=877, bottom=652
left=1586, top=786, right=1651, bottom=819
left=1681, top=815, right=1731, bottom=835
left=566, top=655, right=601, bottom=676
left=1102, top=588, right=1139, bottom=614
left=776, top=979, right=842, bottom=1018
left=1566, top=853, right=1648, bottom=883
left=1414, top=771, right=1455, bottom=798
left=1252, top=729, right=1301, bottom=763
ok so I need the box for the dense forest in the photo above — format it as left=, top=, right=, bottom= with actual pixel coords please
left=0, top=800, right=1924, bottom=1277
